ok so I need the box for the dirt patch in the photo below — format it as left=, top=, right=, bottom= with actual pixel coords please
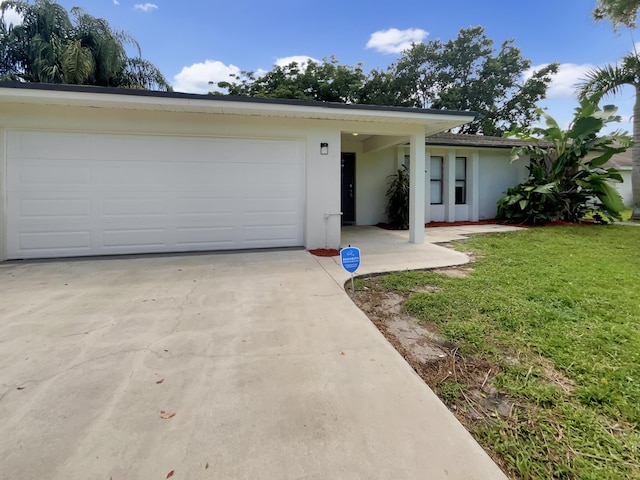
left=349, top=275, right=515, bottom=426
left=432, top=267, right=471, bottom=278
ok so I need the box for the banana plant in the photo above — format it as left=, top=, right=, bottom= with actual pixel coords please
left=497, top=98, right=631, bottom=224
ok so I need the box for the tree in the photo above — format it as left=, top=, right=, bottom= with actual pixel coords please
left=382, top=27, right=559, bottom=136
left=577, top=55, right=640, bottom=219
left=497, top=99, right=630, bottom=225
left=0, top=0, right=171, bottom=90
left=217, top=56, right=366, bottom=103
left=588, top=2, right=640, bottom=220
left=217, top=27, right=557, bottom=137
left=593, top=0, right=640, bottom=29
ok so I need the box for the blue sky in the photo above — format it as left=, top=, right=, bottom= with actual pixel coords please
left=2, top=0, right=637, bottom=133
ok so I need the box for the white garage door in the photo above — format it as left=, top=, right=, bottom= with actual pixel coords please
left=6, top=131, right=305, bottom=259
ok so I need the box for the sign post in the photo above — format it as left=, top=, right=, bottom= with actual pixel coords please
left=340, top=245, right=361, bottom=293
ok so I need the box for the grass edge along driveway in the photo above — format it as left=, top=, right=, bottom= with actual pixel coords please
left=354, top=225, right=640, bottom=480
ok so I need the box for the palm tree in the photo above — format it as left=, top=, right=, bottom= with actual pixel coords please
left=577, top=53, right=640, bottom=219
left=1, top=0, right=170, bottom=90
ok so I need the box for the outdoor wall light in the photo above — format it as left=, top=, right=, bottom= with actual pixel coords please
left=320, top=142, right=329, bottom=155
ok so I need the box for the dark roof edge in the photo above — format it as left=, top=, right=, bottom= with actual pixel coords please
left=424, top=139, right=516, bottom=149
left=0, top=81, right=480, bottom=119
left=424, top=132, right=534, bottom=149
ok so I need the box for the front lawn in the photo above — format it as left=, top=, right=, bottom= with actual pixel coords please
left=352, top=225, right=640, bottom=479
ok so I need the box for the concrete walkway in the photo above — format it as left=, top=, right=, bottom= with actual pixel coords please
left=0, top=226, right=518, bottom=479
left=319, top=224, right=523, bottom=284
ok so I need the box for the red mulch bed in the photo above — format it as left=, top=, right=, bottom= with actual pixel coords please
left=377, top=219, right=499, bottom=230
left=308, top=248, right=341, bottom=257
left=426, top=219, right=498, bottom=228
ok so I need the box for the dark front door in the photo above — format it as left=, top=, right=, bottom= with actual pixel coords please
left=341, top=153, right=356, bottom=225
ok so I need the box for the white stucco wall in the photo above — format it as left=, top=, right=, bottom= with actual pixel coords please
left=0, top=128, right=6, bottom=260
left=354, top=145, right=528, bottom=225
left=353, top=145, right=398, bottom=225
left=616, top=169, right=633, bottom=206
left=477, top=151, right=528, bottom=220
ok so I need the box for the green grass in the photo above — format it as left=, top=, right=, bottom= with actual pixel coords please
left=374, top=225, right=640, bottom=479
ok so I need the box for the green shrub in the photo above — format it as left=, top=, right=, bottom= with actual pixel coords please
left=497, top=99, right=630, bottom=225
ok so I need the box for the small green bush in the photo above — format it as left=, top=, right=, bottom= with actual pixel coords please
left=385, top=165, right=410, bottom=229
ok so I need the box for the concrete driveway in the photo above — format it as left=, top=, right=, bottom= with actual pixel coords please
left=0, top=232, right=510, bottom=479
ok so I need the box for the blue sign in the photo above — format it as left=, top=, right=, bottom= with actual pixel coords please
left=341, top=246, right=361, bottom=273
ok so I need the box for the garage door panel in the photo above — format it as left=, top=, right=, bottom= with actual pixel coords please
left=244, top=196, right=298, bottom=213
left=102, top=228, right=168, bottom=248
left=18, top=230, right=91, bottom=252
left=175, top=197, right=234, bottom=215
left=102, top=198, right=167, bottom=217
left=19, top=198, right=91, bottom=218
left=14, top=161, right=92, bottom=186
left=8, top=132, right=94, bottom=160
left=243, top=225, right=298, bottom=243
left=6, top=132, right=305, bottom=259
left=175, top=227, right=235, bottom=247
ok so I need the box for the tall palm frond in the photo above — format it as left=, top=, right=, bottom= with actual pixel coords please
left=122, top=57, right=172, bottom=91
left=61, top=38, right=94, bottom=84
left=576, top=52, right=640, bottom=219
left=2, top=0, right=169, bottom=90
left=577, top=62, right=638, bottom=102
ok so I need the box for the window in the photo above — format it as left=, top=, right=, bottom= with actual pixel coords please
left=455, top=156, right=467, bottom=204
left=430, top=156, right=443, bottom=204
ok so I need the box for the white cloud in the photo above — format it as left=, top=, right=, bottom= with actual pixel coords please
left=173, top=60, right=241, bottom=94
left=134, top=3, right=158, bottom=12
left=526, top=63, right=595, bottom=99
left=2, top=6, right=23, bottom=27
left=114, top=0, right=120, bottom=5
left=366, top=28, right=428, bottom=54
left=274, top=55, right=319, bottom=69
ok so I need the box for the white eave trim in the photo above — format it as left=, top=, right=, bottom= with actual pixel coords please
left=0, top=87, right=477, bottom=126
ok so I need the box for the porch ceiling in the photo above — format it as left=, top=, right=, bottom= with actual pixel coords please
left=341, top=120, right=462, bottom=153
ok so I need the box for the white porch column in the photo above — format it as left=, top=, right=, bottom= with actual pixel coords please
left=444, top=151, right=456, bottom=222
left=409, top=132, right=426, bottom=243
left=469, top=151, right=480, bottom=222
left=424, top=148, right=432, bottom=224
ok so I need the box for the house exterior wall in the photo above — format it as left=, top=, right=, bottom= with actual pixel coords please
left=350, top=144, right=397, bottom=226
left=477, top=152, right=528, bottom=220
left=354, top=144, right=528, bottom=225
left=0, top=102, right=344, bottom=260
left=617, top=169, right=633, bottom=206
left=0, top=128, right=6, bottom=260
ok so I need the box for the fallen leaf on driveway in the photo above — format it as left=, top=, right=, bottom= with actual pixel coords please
left=160, top=411, right=175, bottom=419
left=166, top=470, right=174, bottom=478
left=16, top=386, right=25, bottom=390
left=156, top=378, right=164, bottom=384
